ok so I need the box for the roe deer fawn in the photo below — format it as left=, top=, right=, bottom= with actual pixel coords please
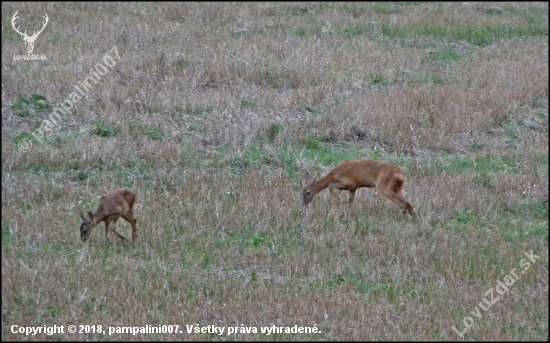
left=302, top=159, right=417, bottom=222
left=79, top=189, right=138, bottom=246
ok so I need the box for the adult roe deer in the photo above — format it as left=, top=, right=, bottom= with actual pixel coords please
left=302, top=159, right=417, bottom=222
left=79, top=189, right=138, bottom=247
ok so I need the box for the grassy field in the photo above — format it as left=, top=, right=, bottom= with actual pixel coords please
left=1, top=2, right=548, bottom=341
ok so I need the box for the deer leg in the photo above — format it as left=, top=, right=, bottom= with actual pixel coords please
left=394, top=190, right=417, bottom=223
left=121, top=212, right=137, bottom=247
left=104, top=216, right=119, bottom=236
left=107, top=216, right=128, bottom=242
left=348, top=189, right=357, bottom=208
left=129, top=211, right=137, bottom=247
left=379, top=189, right=417, bottom=223
left=408, top=204, right=418, bottom=223
left=343, top=189, right=358, bottom=218
left=327, top=186, right=338, bottom=206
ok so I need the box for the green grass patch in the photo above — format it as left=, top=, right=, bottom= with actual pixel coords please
left=339, top=21, right=377, bottom=40
left=367, top=73, right=390, bottom=87
left=450, top=209, right=482, bottom=227
left=266, top=123, right=285, bottom=143
left=11, top=94, right=51, bottom=117
left=240, top=99, right=256, bottom=109
left=228, top=230, right=270, bottom=248
left=380, top=22, right=548, bottom=47
left=493, top=200, right=548, bottom=243
left=179, top=104, right=214, bottom=116
left=225, top=138, right=372, bottom=174
left=232, top=27, right=249, bottom=39
left=428, top=154, right=522, bottom=176
left=311, top=271, right=421, bottom=301
left=302, top=136, right=367, bottom=167
left=428, top=47, right=463, bottom=64
left=2, top=221, right=13, bottom=251
left=129, top=122, right=165, bottom=141
left=371, top=2, right=422, bottom=15
left=91, top=118, right=122, bottom=138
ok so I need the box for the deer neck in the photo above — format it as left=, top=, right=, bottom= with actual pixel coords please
left=309, top=175, right=332, bottom=196
left=90, top=212, right=104, bottom=227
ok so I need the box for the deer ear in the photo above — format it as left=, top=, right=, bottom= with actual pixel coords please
left=87, top=211, right=94, bottom=219
left=80, top=212, right=86, bottom=221
left=303, top=171, right=312, bottom=186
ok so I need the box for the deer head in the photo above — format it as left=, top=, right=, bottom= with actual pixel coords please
left=11, top=11, right=49, bottom=54
left=79, top=212, right=95, bottom=242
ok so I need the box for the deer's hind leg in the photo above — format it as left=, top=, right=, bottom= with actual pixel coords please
left=106, top=215, right=128, bottom=242
left=378, top=189, right=410, bottom=220
left=378, top=177, right=417, bottom=223
left=121, top=212, right=137, bottom=247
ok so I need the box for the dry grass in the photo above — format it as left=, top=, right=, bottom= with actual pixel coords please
left=2, top=2, right=548, bottom=341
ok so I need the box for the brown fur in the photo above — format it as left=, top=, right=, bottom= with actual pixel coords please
left=303, top=159, right=417, bottom=222
left=79, top=189, right=138, bottom=247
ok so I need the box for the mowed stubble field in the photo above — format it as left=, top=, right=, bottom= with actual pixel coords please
left=1, top=2, right=548, bottom=341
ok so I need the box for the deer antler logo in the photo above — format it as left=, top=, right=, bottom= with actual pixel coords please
left=11, top=11, right=49, bottom=54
